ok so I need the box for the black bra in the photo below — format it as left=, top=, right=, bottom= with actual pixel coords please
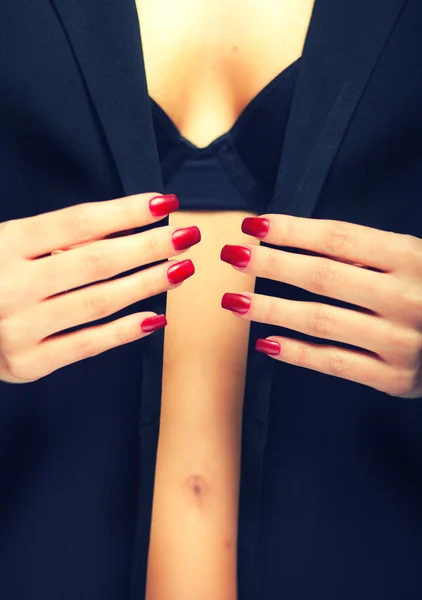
left=150, top=57, right=300, bottom=212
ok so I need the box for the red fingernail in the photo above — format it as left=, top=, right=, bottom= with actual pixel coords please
left=221, top=293, right=251, bottom=314
left=172, top=226, right=201, bottom=250
left=255, top=338, right=281, bottom=356
left=241, top=217, right=270, bottom=238
left=167, top=259, right=195, bottom=284
left=149, top=194, right=179, bottom=217
left=140, top=314, right=167, bottom=333
left=220, top=245, right=251, bottom=268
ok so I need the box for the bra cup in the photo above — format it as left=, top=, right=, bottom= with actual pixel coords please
left=150, top=57, right=301, bottom=211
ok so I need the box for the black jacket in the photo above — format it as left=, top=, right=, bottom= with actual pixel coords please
left=1, top=1, right=422, bottom=599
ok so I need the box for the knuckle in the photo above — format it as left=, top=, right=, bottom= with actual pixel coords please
left=65, top=205, right=95, bottom=241
left=2, top=352, right=32, bottom=381
left=71, top=337, right=94, bottom=363
left=276, top=217, right=295, bottom=245
left=387, top=325, right=422, bottom=358
left=0, top=281, right=13, bottom=317
left=401, top=233, right=422, bottom=261
left=385, top=369, right=418, bottom=398
left=83, top=292, right=112, bottom=320
left=262, top=296, right=279, bottom=324
left=136, top=271, right=155, bottom=298
left=114, top=322, right=135, bottom=347
left=0, top=319, right=22, bottom=356
left=144, top=231, right=160, bottom=259
left=323, top=224, right=355, bottom=255
left=82, top=248, right=110, bottom=280
left=326, top=350, right=350, bottom=376
left=265, top=249, right=281, bottom=274
left=0, top=220, right=19, bottom=249
left=308, top=306, right=335, bottom=337
left=400, top=282, right=422, bottom=318
left=0, top=265, right=34, bottom=318
left=293, top=342, right=309, bottom=367
left=310, top=261, right=341, bottom=295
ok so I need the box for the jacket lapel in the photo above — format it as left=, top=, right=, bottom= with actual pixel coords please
left=50, top=0, right=163, bottom=197
left=48, top=10, right=167, bottom=592
left=241, top=3, right=409, bottom=592
left=267, top=0, right=408, bottom=218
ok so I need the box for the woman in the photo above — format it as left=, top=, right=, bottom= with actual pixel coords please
left=0, top=0, right=422, bottom=599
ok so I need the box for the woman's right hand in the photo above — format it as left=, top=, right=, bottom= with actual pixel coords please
left=0, top=192, right=200, bottom=384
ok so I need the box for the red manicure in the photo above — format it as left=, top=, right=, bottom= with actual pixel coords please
left=241, top=217, right=270, bottom=238
left=149, top=194, right=179, bottom=217
left=140, top=314, right=167, bottom=333
left=255, top=338, right=281, bottom=356
left=220, top=245, right=251, bottom=268
left=172, top=226, right=201, bottom=250
left=167, top=259, right=195, bottom=284
left=221, top=293, right=251, bottom=314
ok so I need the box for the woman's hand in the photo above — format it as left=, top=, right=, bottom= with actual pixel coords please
left=0, top=192, right=200, bottom=384
left=220, top=214, right=422, bottom=399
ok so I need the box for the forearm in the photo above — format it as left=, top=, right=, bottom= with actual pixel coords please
left=145, top=210, right=256, bottom=600
left=146, top=363, right=244, bottom=600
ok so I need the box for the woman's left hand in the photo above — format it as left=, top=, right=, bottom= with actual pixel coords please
left=220, top=214, right=422, bottom=399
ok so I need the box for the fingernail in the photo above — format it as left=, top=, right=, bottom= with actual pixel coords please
left=220, top=245, right=251, bottom=268
left=140, top=314, right=167, bottom=333
left=149, top=194, right=179, bottom=217
left=255, top=338, right=281, bottom=356
left=172, top=226, right=201, bottom=250
left=241, top=217, right=270, bottom=238
left=221, top=293, right=251, bottom=314
left=167, top=259, right=195, bottom=284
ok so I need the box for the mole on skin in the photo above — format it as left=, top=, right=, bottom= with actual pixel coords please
left=184, top=474, right=210, bottom=507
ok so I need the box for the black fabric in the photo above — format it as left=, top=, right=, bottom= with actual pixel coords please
left=151, top=58, right=299, bottom=212
left=1, top=1, right=422, bottom=600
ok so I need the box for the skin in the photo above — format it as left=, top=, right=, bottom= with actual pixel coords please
left=136, top=1, right=315, bottom=599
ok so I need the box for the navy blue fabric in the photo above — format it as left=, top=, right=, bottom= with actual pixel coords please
left=1, top=1, right=422, bottom=600
left=150, top=58, right=299, bottom=212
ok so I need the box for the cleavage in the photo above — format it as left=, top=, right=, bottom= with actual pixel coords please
left=135, top=0, right=314, bottom=148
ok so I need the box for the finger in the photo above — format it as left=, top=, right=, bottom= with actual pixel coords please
left=32, top=225, right=201, bottom=299
left=51, top=227, right=139, bottom=253
left=29, top=259, right=194, bottom=341
left=18, top=192, right=178, bottom=258
left=254, top=335, right=407, bottom=396
left=241, top=214, right=413, bottom=272
left=220, top=292, right=414, bottom=363
left=15, top=311, right=166, bottom=381
left=221, top=243, right=396, bottom=314
left=49, top=227, right=139, bottom=257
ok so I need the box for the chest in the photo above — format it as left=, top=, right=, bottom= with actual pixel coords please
left=135, top=0, right=314, bottom=148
